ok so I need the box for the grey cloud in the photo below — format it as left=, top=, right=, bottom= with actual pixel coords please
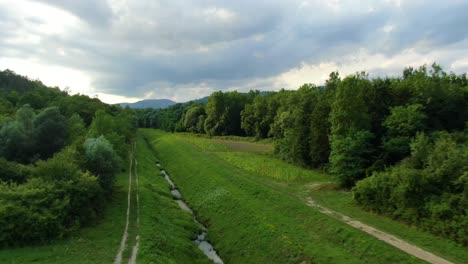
left=1, top=0, right=467, bottom=101
left=32, top=0, right=113, bottom=27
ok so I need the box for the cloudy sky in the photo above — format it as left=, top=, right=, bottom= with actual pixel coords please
left=1, top=0, right=467, bottom=103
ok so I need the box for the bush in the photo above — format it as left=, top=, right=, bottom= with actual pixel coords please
left=0, top=159, right=30, bottom=184
left=329, top=129, right=374, bottom=187
left=353, top=132, right=468, bottom=245
left=0, top=151, right=102, bottom=247
left=83, top=136, right=120, bottom=192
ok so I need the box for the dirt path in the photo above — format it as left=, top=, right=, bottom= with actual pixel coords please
left=114, top=149, right=133, bottom=264
left=129, top=142, right=140, bottom=264
left=306, top=198, right=453, bottom=264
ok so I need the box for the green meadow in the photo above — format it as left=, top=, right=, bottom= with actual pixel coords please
left=142, top=129, right=426, bottom=263
left=143, top=129, right=467, bottom=264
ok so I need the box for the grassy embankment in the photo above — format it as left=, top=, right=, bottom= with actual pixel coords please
left=0, top=134, right=209, bottom=263
left=179, top=131, right=468, bottom=264
left=135, top=133, right=210, bottom=264
left=141, top=128, right=426, bottom=263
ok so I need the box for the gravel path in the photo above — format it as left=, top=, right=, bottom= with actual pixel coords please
left=306, top=198, right=453, bottom=264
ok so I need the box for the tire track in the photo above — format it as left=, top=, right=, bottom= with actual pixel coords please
left=129, top=142, right=140, bottom=264
left=114, top=144, right=134, bottom=264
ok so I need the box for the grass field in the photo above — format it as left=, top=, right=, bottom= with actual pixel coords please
left=141, top=129, right=428, bottom=264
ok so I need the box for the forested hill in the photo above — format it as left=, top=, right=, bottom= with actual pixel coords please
left=120, top=99, right=176, bottom=109
left=118, top=91, right=272, bottom=109
left=0, top=69, right=137, bottom=247
left=135, top=64, right=468, bottom=246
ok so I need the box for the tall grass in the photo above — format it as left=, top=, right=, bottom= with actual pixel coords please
left=216, top=152, right=330, bottom=182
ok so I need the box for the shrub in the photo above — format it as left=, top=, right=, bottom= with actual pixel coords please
left=353, top=132, right=468, bottom=245
left=83, top=136, right=120, bottom=192
left=0, top=148, right=103, bottom=247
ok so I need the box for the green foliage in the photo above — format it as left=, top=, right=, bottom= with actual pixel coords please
left=398, top=64, right=468, bottom=131
left=0, top=105, right=68, bottom=162
left=272, top=85, right=318, bottom=166
left=241, top=94, right=271, bottom=138
left=330, top=74, right=372, bottom=135
left=329, top=130, right=374, bottom=187
left=309, top=91, right=332, bottom=167
left=0, top=120, right=31, bottom=162
left=54, top=95, right=107, bottom=126
left=382, top=104, right=427, bottom=163
left=384, top=104, right=427, bottom=137
left=0, top=159, right=31, bottom=184
left=0, top=150, right=102, bottom=247
left=183, top=105, right=206, bottom=133
left=33, top=107, right=68, bottom=159
left=83, top=136, right=119, bottom=192
left=16, top=104, right=35, bottom=133
left=329, top=74, right=374, bottom=187
left=131, top=64, right=468, bottom=247
left=87, top=109, right=135, bottom=160
left=353, top=131, right=468, bottom=245
left=67, top=114, right=86, bottom=143
left=204, top=91, right=254, bottom=136
left=0, top=70, right=136, bottom=249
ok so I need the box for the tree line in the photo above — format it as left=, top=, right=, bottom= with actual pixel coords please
left=0, top=70, right=137, bottom=246
left=135, top=64, right=467, bottom=245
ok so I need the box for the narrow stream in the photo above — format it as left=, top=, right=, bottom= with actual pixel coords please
left=157, top=163, right=224, bottom=264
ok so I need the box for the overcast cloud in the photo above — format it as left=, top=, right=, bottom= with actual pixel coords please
left=0, top=0, right=467, bottom=103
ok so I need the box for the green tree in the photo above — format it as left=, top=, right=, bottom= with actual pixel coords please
left=329, top=73, right=374, bottom=187
left=204, top=91, right=227, bottom=136
left=308, top=73, right=339, bottom=167
left=33, top=107, right=68, bottom=159
left=183, top=105, right=206, bottom=133
left=382, top=104, right=427, bottom=163
left=0, top=121, right=29, bottom=162
left=353, top=131, right=468, bottom=245
left=16, top=104, right=35, bottom=134
left=0, top=159, right=30, bottom=183
left=67, top=114, right=86, bottom=143
left=83, top=136, right=119, bottom=192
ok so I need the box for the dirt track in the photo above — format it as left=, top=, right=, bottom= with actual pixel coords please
left=115, top=142, right=140, bottom=264
left=114, top=149, right=133, bottom=264
left=306, top=198, right=453, bottom=264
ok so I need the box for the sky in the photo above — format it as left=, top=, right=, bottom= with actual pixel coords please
left=1, top=0, right=467, bottom=104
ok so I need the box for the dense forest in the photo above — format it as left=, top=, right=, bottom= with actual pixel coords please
left=0, top=70, right=137, bottom=246
left=136, top=64, right=468, bottom=245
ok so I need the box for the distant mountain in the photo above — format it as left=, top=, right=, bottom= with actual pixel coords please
left=186, top=96, right=209, bottom=104
left=120, top=99, right=176, bottom=109
left=119, top=91, right=273, bottom=109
